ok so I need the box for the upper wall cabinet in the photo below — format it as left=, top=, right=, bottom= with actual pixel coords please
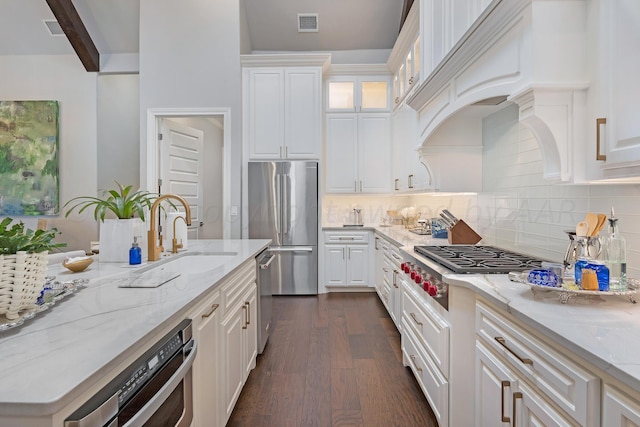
left=242, top=54, right=330, bottom=160
left=587, top=0, right=640, bottom=180
left=325, top=75, right=392, bottom=113
left=388, top=2, right=421, bottom=108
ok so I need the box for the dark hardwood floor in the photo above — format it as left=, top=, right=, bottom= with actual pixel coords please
left=227, top=292, right=438, bottom=427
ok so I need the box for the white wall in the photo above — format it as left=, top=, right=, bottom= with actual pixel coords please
left=139, top=0, right=242, bottom=238
left=479, top=104, right=640, bottom=278
left=0, top=54, right=98, bottom=252
left=97, top=74, right=140, bottom=191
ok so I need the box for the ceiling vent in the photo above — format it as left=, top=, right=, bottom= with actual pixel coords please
left=297, top=14, right=319, bottom=32
left=43, top=20, right=64, bottom=36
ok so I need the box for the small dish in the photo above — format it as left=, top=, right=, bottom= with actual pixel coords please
left=62, top=256, right=94, bottom=272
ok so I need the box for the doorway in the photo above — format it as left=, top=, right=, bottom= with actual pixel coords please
left=144, top=108, right=231, bottom=239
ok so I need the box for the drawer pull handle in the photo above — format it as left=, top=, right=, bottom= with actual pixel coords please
left=338, top=237, right=355, bottom=240
left=410, top=355, right=423, bottom=373
left=596, top=117, right=607, bottom=161
left=392, top=254, right=402, bottom=260
left=501, top=381, right=511, bottom=423
left=201, top=303, right=219, bottom=318
left=495, top=337, right=533, bottom=366
left=410, top=312, right=422, bottom=327
left=245, top=301, right=251, bottom=326
left=513, top=391, right=523, bottom=427
left=383, top=267, right=389, bottom=272
left=393, top=270, right=399, bottom=288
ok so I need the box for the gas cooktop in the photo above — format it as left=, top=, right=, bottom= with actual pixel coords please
left=413, top=245, right=547, bottom=274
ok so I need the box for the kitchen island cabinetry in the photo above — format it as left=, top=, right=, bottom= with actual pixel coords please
left=475, top=299, right=600, bottom=427
left=323, top=231, right=371, bottom=289
left=325, top=113, right=391, bottom=194
left=190, top=289, right=221, bottom=427
left=219, top=260, right=258, bottom=425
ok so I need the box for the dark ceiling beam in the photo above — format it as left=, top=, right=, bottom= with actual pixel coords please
left=45, top=0, right=100, bottom=72
left=399, top=0, right=415, bottom=33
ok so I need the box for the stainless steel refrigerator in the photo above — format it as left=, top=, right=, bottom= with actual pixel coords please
left=248, top=161, right=318, bottom=295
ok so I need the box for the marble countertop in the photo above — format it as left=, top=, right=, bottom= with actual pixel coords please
left=0, top=239, right=270, bottom=417
left=444, top=272, right=640, bottom=392
left=326, top=224, right=640, bottom=392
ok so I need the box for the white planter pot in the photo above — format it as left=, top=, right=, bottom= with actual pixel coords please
left=99, top=218, right=147, bottom=263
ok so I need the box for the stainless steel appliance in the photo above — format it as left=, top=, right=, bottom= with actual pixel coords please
left=248, top=161, right=318, bottom=295
left=65, top=319, right=196, bottom=427
left=405, top=245, right=548, bottom=311
left=256, top=249, right=274, bottom=353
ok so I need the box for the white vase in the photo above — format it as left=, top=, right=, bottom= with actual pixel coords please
left=99, top=218, right=147, bottom=263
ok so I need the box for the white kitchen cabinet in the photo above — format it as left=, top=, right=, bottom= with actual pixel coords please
left=389, top=2, right=420, bottom=108
left=323, top=231, right=371, bottom=288
left=590, top=0, right=640, bottom=179
left=326, top=75, right=391, bottom=112
left=475, top=299, right=600, bottom=427
left=243, top=67, right=322, bottom=160
left=373, top=235, right=386, bottom=298
left=384, top=240, right=403, bottom=331
left=476, top=341, right=576, bottom=427
left=325, top=113, right=391, bottom=194
left=401, top=275, right=451, bottom=427
left=391, top=104, right=431, bottom=192
left=219, top=260, right=258, bottom=425
left=602, top=384, right=640, bottom=426
left=190, top=290, right=221, bottom=427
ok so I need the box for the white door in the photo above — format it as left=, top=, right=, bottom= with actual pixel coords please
left=160, top=119, right=204, bottom=239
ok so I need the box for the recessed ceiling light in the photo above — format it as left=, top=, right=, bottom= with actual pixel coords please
left=43, top=20, right=64, bottom=36
left=298, top=14, right=318, bottom=32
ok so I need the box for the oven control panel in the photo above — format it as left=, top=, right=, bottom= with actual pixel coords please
left=118, top=333, right=183, bottom=405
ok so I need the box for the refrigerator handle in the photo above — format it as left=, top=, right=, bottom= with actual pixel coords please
left=275, top=172, right=281, bottom=236
left=283, top=173, right=289, bottom=235
left=268, top=247, right=313, bottom=252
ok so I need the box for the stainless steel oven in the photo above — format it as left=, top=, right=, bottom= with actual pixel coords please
left=65, top=319, right=197, bottom=427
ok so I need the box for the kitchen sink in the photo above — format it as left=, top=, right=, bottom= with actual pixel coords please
left=118, top=251, right=239, bottom=287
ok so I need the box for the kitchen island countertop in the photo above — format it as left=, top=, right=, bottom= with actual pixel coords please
left=0, top=239, right=270, bottom=417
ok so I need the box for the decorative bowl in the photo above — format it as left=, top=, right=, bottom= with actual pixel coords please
left=62, top=256, right=94, bottom=273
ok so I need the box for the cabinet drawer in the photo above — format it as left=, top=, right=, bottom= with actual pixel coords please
left=402, top=325, right=448, bottom=427
left=324, top=231, right=369, bottom=243
left=476, top=300, right=600, bottom=426
left=220, top=260, right=256, bottom=316
left=402, top=281, right=450, bottom=377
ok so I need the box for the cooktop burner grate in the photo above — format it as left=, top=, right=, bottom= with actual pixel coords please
left=413, top=245, right=547, bottom=274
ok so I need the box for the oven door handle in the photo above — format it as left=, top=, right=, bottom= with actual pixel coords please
left=123, top=340, right=198, bottom=427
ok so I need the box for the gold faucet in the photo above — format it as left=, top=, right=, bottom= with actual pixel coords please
left=148, top=194, right=192, bottom=261
left=172, top=215, right=187, bottom=253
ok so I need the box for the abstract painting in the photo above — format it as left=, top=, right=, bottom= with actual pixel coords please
left=0, top=101, right=59, bottom=216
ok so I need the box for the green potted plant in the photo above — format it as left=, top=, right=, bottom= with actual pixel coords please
left=63, top=182, right=156, bottom=263
left=0, top=218, right=66, bottom=320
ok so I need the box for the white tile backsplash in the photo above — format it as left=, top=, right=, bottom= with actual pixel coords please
left=480, top=104, right=640, bottom=277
